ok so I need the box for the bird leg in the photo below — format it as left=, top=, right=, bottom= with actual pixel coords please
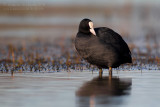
left=109, top=67, right=112, bottom=78
left=99, top=68, right=103, bottom=78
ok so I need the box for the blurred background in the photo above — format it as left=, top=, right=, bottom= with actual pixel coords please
left=0, top=0, right=159, bottom=72
left=0, top=0, right=160, bottom=39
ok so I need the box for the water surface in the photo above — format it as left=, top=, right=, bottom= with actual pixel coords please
left=0, top=71, right=160, bottom=107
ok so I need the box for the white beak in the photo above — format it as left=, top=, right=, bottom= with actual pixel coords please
left=89, top=22, right=96, bottom=36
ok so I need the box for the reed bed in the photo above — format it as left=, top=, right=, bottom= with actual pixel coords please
left=0, top=35, right=159, bottom=76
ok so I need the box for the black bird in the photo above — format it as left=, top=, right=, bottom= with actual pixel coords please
left=75, top=18, right=132, bottom=77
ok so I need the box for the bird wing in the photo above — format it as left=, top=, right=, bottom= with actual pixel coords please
left=94, top=27, right=131, bottom=55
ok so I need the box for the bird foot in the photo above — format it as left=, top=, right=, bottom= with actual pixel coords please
left=99, top=69, right=103, bottom=78
left=109, top=67, right=112, bottom=77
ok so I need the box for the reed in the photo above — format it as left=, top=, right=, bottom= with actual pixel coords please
left=0, top=35, right=159, bottom=76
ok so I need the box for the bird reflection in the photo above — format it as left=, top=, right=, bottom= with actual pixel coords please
left=76, top=76, right=132, bottom=107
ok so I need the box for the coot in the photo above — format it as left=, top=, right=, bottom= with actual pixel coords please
left=75, top=18, right=132, bottom=77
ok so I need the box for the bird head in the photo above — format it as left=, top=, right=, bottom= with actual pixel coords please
left=78, top=18, right=96, bottom=36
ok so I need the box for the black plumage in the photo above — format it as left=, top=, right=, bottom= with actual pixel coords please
left=75, top=18, right=132, bottom=76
